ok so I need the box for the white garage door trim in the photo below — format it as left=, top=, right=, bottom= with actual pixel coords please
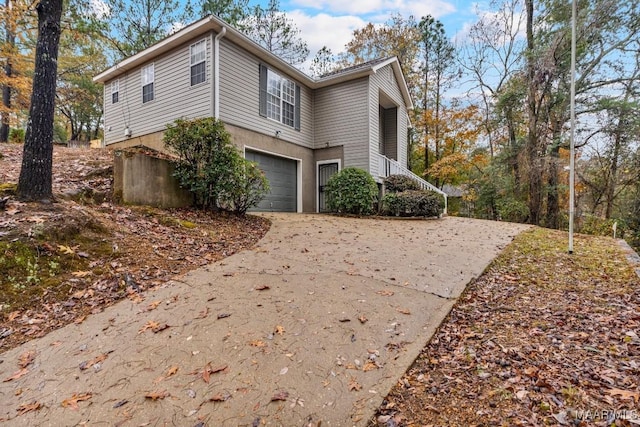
left=244, top=145, right=302, bottom=213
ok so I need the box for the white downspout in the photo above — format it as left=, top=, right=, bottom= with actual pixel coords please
left=214, top=27, right=227, bottom=119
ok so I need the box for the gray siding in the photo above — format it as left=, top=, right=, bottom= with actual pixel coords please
left=368, top=64, right=409, bottom=173
left=103, top=36, right=213, bottom=146
left=314, top=78, right=369, bottom=171
left=383, top=107, right=398, bottom=160
left=218, top=39, right=314, bottom=148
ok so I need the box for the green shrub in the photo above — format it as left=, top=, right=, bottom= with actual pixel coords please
left=9, top=128, right=24, bottom=144
left=496, top=199, right=529, bottom=223
left=579, top=214, right=627, bottom=238
left=221, top=159, right=270, bottom=215
left=382, top=189, right=443, bottom=217
left=384, top=174, right=421, bottom=193
left=326, top=167, right=378, bottom=215
left=163, top=117, right=268, bottom=215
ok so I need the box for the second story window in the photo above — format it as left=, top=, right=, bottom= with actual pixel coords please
left=259, top=65, right=300, bottom=130
left=111, top=79, right=119, bottom=104
left=141, top=64, right=154, bottom=103
left=190, top=40, right=206, bottom=86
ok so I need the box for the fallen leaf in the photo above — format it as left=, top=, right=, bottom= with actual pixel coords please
left=16, top=401, right=41, bottom=416
left=7, top=311, right=20, bottom=322
left=396, top=308, right=411, bottom=315
left=71, top=270, right=92, bottom=277
left=165, top=366, right=179, bottom=377
left=605, top=388, right=640, bottom=403
left=144, top=390, right=169, bottom=400
left=145, top=301, right=161, bottom=311
left=271, top=390, right=289, bottom=401
left=255, top=284, right=270, bottom=291
left=515, top=390, right=528, bottom=400
left=209, top=392, right=231, bottom=402
left=274, top=325, right=285, bottom=335
left=249, top=340, right=267, bottom=348
left=74, top=315, right=87, bottom=324
left=79, top=353, right=108, bottom=371
left=348, top=377, right=362, bottom=391
left=3, top=368, right=29, bottom=382
left=61, top=392, right=92, bottom=410
left=18, top=350, right=36, bottom=369
left=5, top=207, right=20, bottom=215
left=200, top=362, right=228, bottom=383
left=289, top=397, right=304, bottom=408
left=138, top=320, right=169, bottom=333
left=376, top=290, right=394, bottom=296
left=58, top=244, right=77, bottom=255
left=363, top=361, right=379, bottom=372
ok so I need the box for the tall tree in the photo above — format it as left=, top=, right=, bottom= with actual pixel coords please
left=0, top=0, right=15, bottom=142
left=519, top=0, right=640, bottom=227
left=0, top=0, right=34, bottom=142
left=425, top=103, right=485, bottom=186
left=338, top=14, right=421, bottom=96
left=309, top=46, right=335, bottom=77
left=56, top=26, right=106, bottom=142
left=460, top=0, right=526, bottom=159
left=17, top=0, right=63, bottom=201
left=245, top=0, right=308, bottom=65
left=419, top=15, right=456, bottom=186
left=200, top=0, right=249, bottom=28
left=97, top=0, right=194, bottom=59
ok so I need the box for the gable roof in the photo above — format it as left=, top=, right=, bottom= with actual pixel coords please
left=93, top=15, right=413, bottom=110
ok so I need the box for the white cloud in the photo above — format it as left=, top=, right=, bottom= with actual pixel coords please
left=287, top=11, right=366, bottom=63
left=89, top=0, right=110, bottom=19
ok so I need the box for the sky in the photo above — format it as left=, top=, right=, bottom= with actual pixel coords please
left=251, top=0, right=480, bottom=67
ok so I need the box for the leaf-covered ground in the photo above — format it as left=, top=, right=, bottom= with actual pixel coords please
left=0, top=143, right=269, bottom=352
left=372, top=228, right=640, bottom=426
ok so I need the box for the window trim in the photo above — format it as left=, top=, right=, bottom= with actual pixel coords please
left=259, top=64, right=300, bottom=131
left=141, top=63, right=155, bottom=104
left=111, top=79, right=119, bottom=104
left=190, top=39, right=206, bottom=86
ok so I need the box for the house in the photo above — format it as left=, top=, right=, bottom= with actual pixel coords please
left=93, top=15, right=446, bottom=213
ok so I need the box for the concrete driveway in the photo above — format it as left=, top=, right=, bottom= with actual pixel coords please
left=0, top=214, right=529, bottom=426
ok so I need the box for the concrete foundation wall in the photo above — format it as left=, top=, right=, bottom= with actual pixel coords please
left=108, top=132, right=167, bottom=153
left=114, top=150, right=193, bottom=208
left=108, top=126, right=340, bottom=213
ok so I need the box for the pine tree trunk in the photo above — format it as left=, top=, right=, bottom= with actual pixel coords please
left=546, top=144, right=560, bottom=229
left=525, top=0, right=542, bottom=225
left=16, top=0, right=63, bottom=202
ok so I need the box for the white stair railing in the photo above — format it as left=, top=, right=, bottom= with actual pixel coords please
left=374, top=153, right=448, bottom=214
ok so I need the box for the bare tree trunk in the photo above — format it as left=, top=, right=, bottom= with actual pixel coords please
left=525, top=0, right=543, bottom=225
left=546, top=136, right=561, bottom=229
left=17, top=0, right=63, bottom=201
left=605, top=128, right=621, bottom=219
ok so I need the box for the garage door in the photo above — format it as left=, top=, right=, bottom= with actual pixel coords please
left=246, top=150, right=297, bottom=212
